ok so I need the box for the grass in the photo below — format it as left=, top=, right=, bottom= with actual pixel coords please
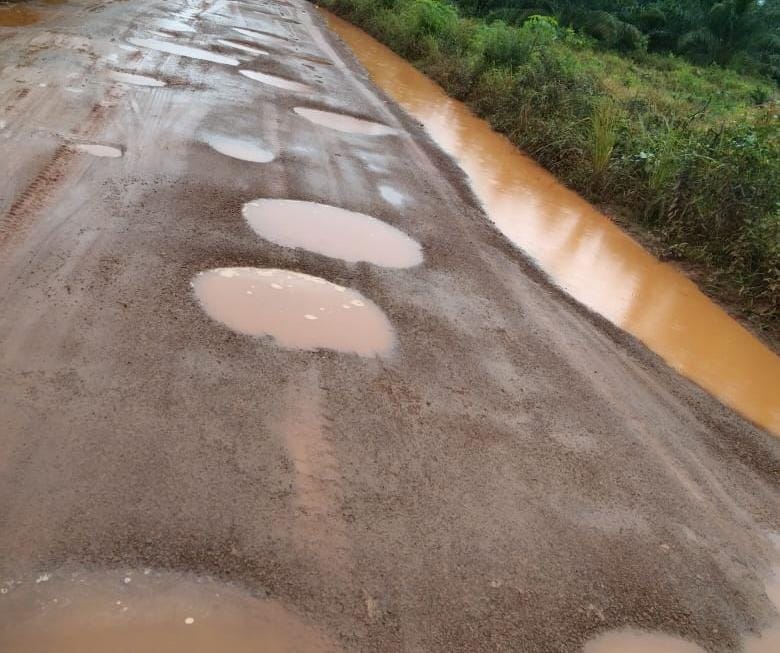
left=319, top=0, right=780, bottom=340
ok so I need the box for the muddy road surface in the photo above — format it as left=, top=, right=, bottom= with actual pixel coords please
left=0, top=1, right=778, bottom=651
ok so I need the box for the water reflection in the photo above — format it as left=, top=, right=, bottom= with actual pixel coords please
left=324, top=11, right=780, bottom=435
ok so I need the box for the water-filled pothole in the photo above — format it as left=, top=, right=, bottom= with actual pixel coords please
left=378, top=185, right=407, bottom=207
left=157, top=19, right=195, bottom=33
left=128, top=38, right=239, bottom=66
left=242, top=199, right=422, bottom=268
left=583, top=629, right=705, bottom=653
left=0, top=569, right=338, bottom=652
left=239, top=70, right=310, bottom=93
left=233, top=27, right=290, bottom=44
left=70, top=143, right=123, bottom=158
left=110, top=71, right=167, bottom=87
left=293, top=107, right=395, bottom=136
left=216, top=39, right=269, bottom=56
left=203, top=134, right=274, bottom=163
left=192, top=268, right=395, bottom=356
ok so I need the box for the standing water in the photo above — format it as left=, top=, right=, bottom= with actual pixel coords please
left=323, top=11, right=780, bottom=436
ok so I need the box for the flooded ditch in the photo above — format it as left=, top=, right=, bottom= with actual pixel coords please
left=324, top=10, right=780, bottom=436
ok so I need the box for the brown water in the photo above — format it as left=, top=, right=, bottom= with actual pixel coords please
left=293, top=106, right=396, bottom=136
left=242, top=199, right=423, bottom=267
left=192, top=268, right=394, bottom=356
left=325, top=11, right=780, bottom=435
left=239, top=69, right=310, bottom=93
left=583, top=629, right=706, bottom=653
left=0, top=569, right=337, bottom=652
left=0, top=6, right=39, bottom=27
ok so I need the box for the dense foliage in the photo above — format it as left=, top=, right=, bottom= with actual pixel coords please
left=321, top=0, right=780, bottom=333
left=455, top=0, right=780, bottom=82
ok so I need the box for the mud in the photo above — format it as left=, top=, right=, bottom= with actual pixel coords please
left=110, top=71, right=167, bottom=87
left=70, top=143, right=123, bottom=158
left=242, top=199, right=423, bottom=267
left=325, top=11, right=780, bottom=436
left=216, top=38, right=269, bottom=56
left=0, top=5, right=39, bottom=27
left=0, top=2, right=778, bottom=653
left=192, top=268, right=395, bottom=356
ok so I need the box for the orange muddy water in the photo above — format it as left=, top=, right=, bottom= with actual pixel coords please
left=0, top=5, right=39, bottom=26
left=0, top=569, right=338, bottom=653
left=324, top=11, right=780, bottom=436
left=192, top=268, right=395, bottom=356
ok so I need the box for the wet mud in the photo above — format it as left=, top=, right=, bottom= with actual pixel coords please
left=239, top=69, right=310, bottom=93
left=292, top=106, right=396, bottom=136
left=202, top=133, right=274, bottom=163
left=128, top=37, right=240, bottom=66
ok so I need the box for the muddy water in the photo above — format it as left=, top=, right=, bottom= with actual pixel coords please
left=325, top=11, right=780, bottom=435
left=293, top=107, right=396, bottom=136
left=242, top=199, right=422, bottom=267
left=127, top=38, right=239, bottom=66
left=0, top=6, right=39, bottom=27
left=239, top=69, right=310, bottom=93
left=111, top=71, right=167, bottom=87
left=70, top=143, right=123, bottom=158
left=217, top=39, right=269, bottom=56
left=0, top=569, right=337, bottom=652
left=583, top=629, right=706, bottom=653
left=203, top=133, right=274, bottom=163
left=192, top=268, right=394, bottom=356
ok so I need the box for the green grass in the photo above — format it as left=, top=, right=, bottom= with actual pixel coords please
left=321, top=0, right=780, bottom=338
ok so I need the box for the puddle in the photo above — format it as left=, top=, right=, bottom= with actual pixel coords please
left=0, top=568, right=338, bottom=652
left=242, top=199, right=422, bottom=267
left=233, top=27, right=289, bottom=44
left=325, top=10, right=780, bottom=435
left=157, top=19, right=195, bottom=33
left=583, top=629, right=705, bottom=653
left=216, top=39, right=269, bottom=56
left=378, top=185, right=407, bottom=207
left=110, top=71, right=166, bottom=87
left=293, top=107, right=395, bottom=136
left=192, top=268, right=395, bottom=356
left=70, top=143, right=123, bottom=158
left=202, top=134, right=274, bottom=163
left=239, top=70, right=310, bottom=93
left=127, top=38, right=239, bottom=66
left=0, top=6, right=39, bottom=27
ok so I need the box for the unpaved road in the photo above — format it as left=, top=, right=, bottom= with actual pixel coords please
left=0, top=1, right=779, bottom=651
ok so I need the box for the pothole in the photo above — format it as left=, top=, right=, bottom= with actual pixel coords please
left=242, top=199, right=422, bottom=268
left=156, top=19, right=196, bottom=33
left=583, top=629, right=705, bottom=653
left=239, top=70, right=310, bottom=93
left=127, top=37, right=239, bottom=66
left=69, top=143, right=123, bottom=158
left=192, top=268, right=395, bottom=357
left=216, top=39, right=269, bottom=56
left=0, top=568, right=338, bottom=652
left=233, top=27, right=290, bottom=44
left=110, top=71, right=167, bottom=87
left=293, top=107, right=395, bottom=136
left=202, top=134, right=274, bottom=163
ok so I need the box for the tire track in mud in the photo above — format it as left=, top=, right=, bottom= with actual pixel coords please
left=0, top=84, right=126, bottom=251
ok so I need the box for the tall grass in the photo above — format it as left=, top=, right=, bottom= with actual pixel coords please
left=321, top=0, right=780, bottom=336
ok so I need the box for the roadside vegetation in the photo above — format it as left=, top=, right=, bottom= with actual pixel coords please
left=320, top=0, right=780, bottom=339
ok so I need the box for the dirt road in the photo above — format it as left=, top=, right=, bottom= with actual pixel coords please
left=0, top=1, right=778, bottom=651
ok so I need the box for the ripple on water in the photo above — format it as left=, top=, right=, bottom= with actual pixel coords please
left=293, top=107, right=395, bottom=136
left=192, top=268, right=395, bottom=356
left=0, top=568, right=338, bottom=652
left=242, top=199, right=422, bottom=268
